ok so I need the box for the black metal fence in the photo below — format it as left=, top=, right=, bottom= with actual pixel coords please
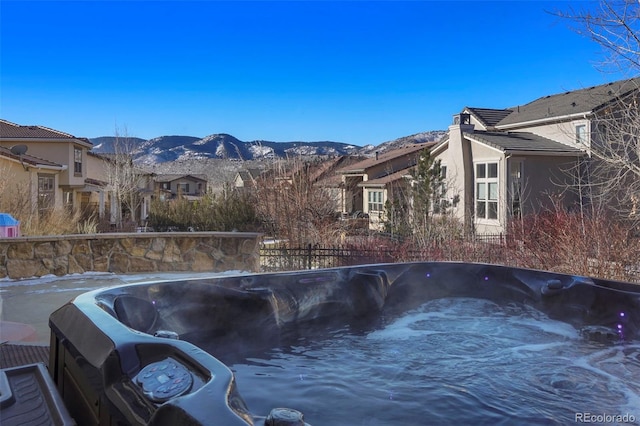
left=260, top=237, right=640, bottom=283
left=259, top=234, right=511, bottom=272
left=260, top=243, right=395, bottom=271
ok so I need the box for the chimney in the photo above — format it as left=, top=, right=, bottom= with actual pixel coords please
left=452, top=113, right=474, bottom=133
left=448, top=113, right=474, bottom=235
left=375, top=151, right=379, bottom=161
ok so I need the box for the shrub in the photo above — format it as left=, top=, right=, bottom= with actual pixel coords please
left=147, top=189, right=260, bottom=232
left=508, top=203, right=640, bottom=282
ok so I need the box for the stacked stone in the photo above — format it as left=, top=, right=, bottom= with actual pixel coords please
left=0, top=232, right=261, bottom=279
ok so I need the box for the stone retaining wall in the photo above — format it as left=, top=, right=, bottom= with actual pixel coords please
left=0, top=232, right=262, bottom=280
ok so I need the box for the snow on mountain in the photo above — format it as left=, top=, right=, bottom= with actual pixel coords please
left=249, top=143, right=276, bottom=158
left=90, top=130, right=446, bottom=165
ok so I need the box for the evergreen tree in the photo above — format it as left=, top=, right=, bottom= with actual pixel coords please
left=410, top=148, right=446, bottom=233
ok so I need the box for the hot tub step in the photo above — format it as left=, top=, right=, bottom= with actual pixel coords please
left=0, top=363, right=75, bottom=426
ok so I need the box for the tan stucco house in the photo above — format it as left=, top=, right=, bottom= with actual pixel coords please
left=0, top=119, right=154, bottom=228
left=234, top=168, right=263, bottom=189
left=0, top=119, right=96, bottom=219
left=0, top=144, right=67, bottom=217
left=338, top=143, right=435, bottom=230
left=433, top=78, right=639, bottom=235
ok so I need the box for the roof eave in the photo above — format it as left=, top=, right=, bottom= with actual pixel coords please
left=0, top=154, right=67, bottom=170
left=358, top=182, right=386, bottom=188
left=0, top=137, right=93, bottom=148
left=341, top=169, right=366, bottom=175
left=505, top=150, right=586, bottom=157
left=496, top=111, right=592, bottom=130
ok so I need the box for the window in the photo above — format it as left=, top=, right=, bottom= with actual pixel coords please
left=368, top=190, right=384, bottom=212
left=575, top=125, right=587, bottom=145
left=434, top=165, right=448, bottom=214
left=63, top=190, right=74, bottom=213
left=510, top=161, right=522, bottom=219
left=74, top=147, right=83, bottom=175
left=476, top=162, right=498, bottom=220
left=161, top=182, right=170, bottom=190
left=38, top=174, right=55, bottom=217
left=178, top=183, right=190, bottom=194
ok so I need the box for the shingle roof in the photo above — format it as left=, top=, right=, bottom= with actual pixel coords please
left=0, top=119, right=92, bottom=146
left=466, top=131, right=585, bottom=154
left=237, top=169, right=263, bottom=182
left=0, top=145, right=66, bottom=168
left=359, top=167, right=413, bottom=187
left=155, top=174, right=208, bottom=183
left=496, top=78, right=640, bottom=128
left=339, top=143, right=435, bottom=174
left=464, top=107, right=513, bottom=128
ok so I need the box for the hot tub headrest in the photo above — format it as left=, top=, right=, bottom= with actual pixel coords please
left=114, top=295, right=158, bottom=333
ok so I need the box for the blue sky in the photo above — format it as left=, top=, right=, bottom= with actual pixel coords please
left=0, top=1, right=631, bottom=146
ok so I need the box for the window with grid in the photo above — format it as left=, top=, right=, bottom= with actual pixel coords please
left=74, top=147, right=83, bottom=175
left=368, top=190, right=384, bottom=212
left=434, top=165, right=448, bottom=214
left=476, top=162, right=498, bottom=220
left=38, top=174, right=55, bottom=217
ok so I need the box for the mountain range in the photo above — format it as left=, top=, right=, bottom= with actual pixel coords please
left=91, top=130, right=446, bottom=165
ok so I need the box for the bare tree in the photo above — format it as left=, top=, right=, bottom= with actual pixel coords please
left=557, top=1, right=640, bottom=225
left=254, top=156, right=341, bottom=245
left=558, top=0, right=640, bottom=75
left=104, top=126, right=144, bottom=229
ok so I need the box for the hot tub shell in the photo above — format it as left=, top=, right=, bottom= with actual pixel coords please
left=48, top=262, right=640, bottom=425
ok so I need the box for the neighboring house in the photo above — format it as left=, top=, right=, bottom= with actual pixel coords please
left=0, top=144, right=67, bottom=218
left=86, top=152, right=155, bottom=226
left=338, top=143, right=435, bottom=230
left=154, top=174, right=208, bottom=200
left=0, top=119, right=95, bottom=218
left=313, top=156, right=369, bottom=214
left=433, top=78, right=639, bottom=235
left=234, top=168, right=263, bottom=189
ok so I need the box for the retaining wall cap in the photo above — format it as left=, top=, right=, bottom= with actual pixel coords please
left=0, top=232, right=263, bottom=242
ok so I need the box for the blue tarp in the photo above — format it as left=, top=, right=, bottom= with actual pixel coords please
left=0, top=213, right=20, bottom=226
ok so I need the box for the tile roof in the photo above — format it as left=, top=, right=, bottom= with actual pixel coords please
left=85, top=177, right=108, bottom=187
left=0, top=119, right=92, bottom=146
left=466, top=131, right=585, bottom=154
left=496, top=78, right=640, bottom=127
left=0, top=145, right=66, bottom=168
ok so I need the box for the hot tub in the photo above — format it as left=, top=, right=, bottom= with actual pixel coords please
left=48, top=262, right=640, bottom=425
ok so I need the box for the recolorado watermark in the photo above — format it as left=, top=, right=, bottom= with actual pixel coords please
left=575, top=412, right=636, bottom=423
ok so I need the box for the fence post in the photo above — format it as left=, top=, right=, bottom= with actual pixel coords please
left=307, top=243, right=312, bottom=269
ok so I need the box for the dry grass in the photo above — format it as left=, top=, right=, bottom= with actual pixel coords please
left=0, top=165, right=98, bottom=236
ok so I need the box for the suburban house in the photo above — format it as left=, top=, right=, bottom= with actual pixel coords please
left=0, top=144, right=67, bottom=217
left=338, top=143, right=436, bottom=230
left=0, top=119, right=95, bottom=219
left=85, top=152, right=155, bottom=226
left=0, top=119, right=157, bottom=229
left=154, top=174, right=208, bottom=200
left=234, top=168, right=263, bottom=190
left=432, top=78, right=639, bottom=235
